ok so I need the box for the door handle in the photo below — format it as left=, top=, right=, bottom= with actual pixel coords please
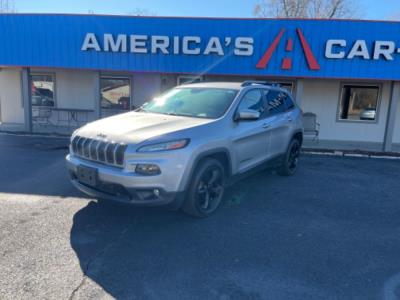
left=262, top=123, right=271, bottom=129
left=287, top=117, right=293, bottom=122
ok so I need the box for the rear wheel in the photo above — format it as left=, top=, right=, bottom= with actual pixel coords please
left=277, top=139, right=301, bottom=176
left=182, top=158, right=225, bottom=218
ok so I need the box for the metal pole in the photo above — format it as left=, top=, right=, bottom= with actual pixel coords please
left=21, top=68, right=32, bottom=133
left=383, top=81, right=399, bottom=152
left=295, top=79, right=304, bottom=107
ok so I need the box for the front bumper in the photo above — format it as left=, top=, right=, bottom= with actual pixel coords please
left=66, top=154, right=186, bottom=208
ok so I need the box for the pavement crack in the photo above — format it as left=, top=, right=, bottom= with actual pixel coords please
left=69, top=277, right=88, bottom=300
left=68, top=227, right=129, bottom=300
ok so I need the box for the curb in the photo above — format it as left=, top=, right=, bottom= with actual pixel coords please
left=302, top=148, right=400, bottom=160
left=0, top=131, right=70, bottom=150
left=0, top=131, right=70, bottom=139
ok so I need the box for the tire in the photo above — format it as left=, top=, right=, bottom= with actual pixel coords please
left=182, top=158, right=225, bottom=218
left=277, top=139, right=301, bottom=176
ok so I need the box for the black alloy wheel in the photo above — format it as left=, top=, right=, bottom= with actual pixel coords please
left=278, top=139, right=301, bottom=176
left=183, top=158, right=225, bottom=217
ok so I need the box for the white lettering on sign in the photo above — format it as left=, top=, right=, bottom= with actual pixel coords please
left=182, top=36, right=201, bottom=55
left=325, top=40, right=346, bottom=59
left=204, top=37, right=224, bottom=56
left=348, top=40, right=370, bottom=59
left=326, top=39, right=398, bottom=61
left=83, top=33, right=400, bottom=63
left=81, top=33, right=254, bottom=56
left=373, top=41, right=395, bottom=60
left=173, top=36, right=179, bottom=54
left=151, top=36, right=170, bottom=54
left=130, top=35, right=148, bottom=53
left=81, top=33, right=101, bottom=51
left=104, top=34, right=127, bottom=52
left=234, top=37, right=254, bottom=56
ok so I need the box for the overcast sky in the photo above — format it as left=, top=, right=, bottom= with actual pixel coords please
left=10, top=0, right=400, bottom=20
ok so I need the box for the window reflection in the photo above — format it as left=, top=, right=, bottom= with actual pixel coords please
left=31, top=74, right=55, bottom=107
left=100, top=77, right=131, bottom=111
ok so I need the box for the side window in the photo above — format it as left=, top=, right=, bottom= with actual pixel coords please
left=284, top=93, right=295, bottom=110
left=238, top=89, right=265, bottom=115
left=266, top=90, right=286, bottom=115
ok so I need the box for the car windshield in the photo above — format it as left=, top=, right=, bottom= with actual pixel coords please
left=139, top=87, right=238, bottom=119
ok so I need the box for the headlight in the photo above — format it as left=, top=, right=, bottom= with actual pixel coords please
left=137, top=139, right=190, bottom=152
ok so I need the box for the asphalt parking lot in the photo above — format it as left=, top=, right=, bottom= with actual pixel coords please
left=1, top=134, right=400, bottom=300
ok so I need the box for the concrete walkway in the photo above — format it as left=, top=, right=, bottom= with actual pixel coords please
left=303, top=139, right=400, bottom=154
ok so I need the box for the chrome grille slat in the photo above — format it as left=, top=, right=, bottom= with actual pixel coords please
left=71, top=136, right=79, bottom=153
left=98, top=142, right=106, bottom=162
left=106, top=143, right=117, bottom=165
left=95, top=140, right=102, bottom=161
left=90, top=140, right=99, bottom=160
left=76, top=137, right=84, bottom=155
left=104, top=142, right=111, bottom=163
left=115, top=144, right=127, bottom=165
left=71, top=135, right=126, bottom=168
left=83, top=138, right=91, bottom=158
left=113, top=143, right=119, bottom=165
left=80, top=137, right=86, bottom=156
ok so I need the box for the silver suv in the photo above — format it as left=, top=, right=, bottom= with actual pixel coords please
left=66, top=81, right=303, bottom=217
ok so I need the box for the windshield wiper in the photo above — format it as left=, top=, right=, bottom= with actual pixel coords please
left=165, top=112, right=194, bottom=117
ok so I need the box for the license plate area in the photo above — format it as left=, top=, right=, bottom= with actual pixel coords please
left=77, top=165, right=98, bottom=187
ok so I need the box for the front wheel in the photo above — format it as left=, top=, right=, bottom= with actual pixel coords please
left=182, top=158, right=225, bottom=218
left=277, top=139, right=301, bottom=176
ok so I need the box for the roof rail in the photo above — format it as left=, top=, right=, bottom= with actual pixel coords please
left=241, top=80, right=281, bottom=87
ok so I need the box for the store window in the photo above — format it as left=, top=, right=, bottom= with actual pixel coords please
left=277, top=82, right=294, bottom=94
left=100, top=77, right=131, bottom=111
left=31, top=74, right=55, bottom=107
left=177, top=76, right=202, bottom=85
left=339, top=85, right=379, bottom=122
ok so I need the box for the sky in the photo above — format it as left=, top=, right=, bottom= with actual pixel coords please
left=8, top=0, right=400, bottom=21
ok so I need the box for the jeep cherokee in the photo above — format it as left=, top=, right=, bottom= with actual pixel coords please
left=66, top=81, right=303, bottom=217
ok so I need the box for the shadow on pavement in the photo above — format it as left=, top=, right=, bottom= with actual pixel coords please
left=70, top=157, right=400, bottom=299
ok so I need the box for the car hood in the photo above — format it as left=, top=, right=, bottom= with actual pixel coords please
left=75, top=111, right=213, bottom=144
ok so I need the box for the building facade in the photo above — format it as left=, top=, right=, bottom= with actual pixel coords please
left=0, top=14, right=399, bottom=151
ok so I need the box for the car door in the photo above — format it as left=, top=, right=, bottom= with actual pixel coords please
left=231, top=89, right=272, bottom=173
left=264, top=89, right=294, bottom=157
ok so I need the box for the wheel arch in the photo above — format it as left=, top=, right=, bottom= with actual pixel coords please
left=185, top=148, right=232, bottom=190
left=292, top=131, right=303, bottom=146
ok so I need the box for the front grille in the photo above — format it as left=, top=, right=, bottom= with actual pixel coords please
left=71, top=136, right=127, bottom=167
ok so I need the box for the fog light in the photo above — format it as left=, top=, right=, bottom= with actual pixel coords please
left=153, top=189, right=160, bottom=197
left=125, top=163, right=137, bottom=172
left=135, top=164, right=161, bottom=176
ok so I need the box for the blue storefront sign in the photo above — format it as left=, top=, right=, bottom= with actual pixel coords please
left=1, top=14, right=400, bottom=80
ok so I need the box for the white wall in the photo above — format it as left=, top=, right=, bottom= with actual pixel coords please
left=301, top=79, right=391, bottom=143
left=0, top=68, right=24, bottom=124
left=132, top=73, right=162, bottom=108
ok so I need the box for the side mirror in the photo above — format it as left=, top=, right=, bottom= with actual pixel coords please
left=235, top=109, right=260, bottom=121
